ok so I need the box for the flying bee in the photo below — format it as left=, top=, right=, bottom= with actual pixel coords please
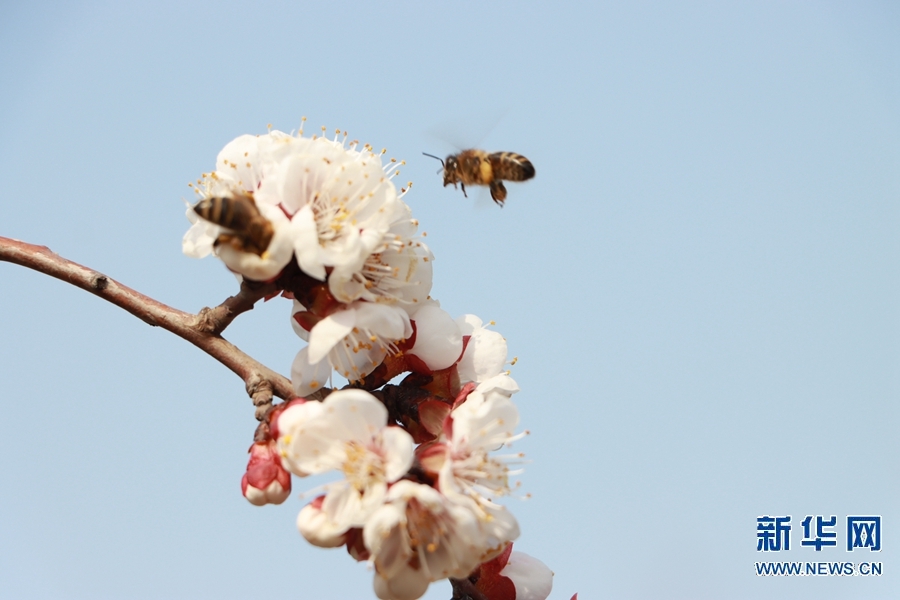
left=192, top=193, right=274, bottom=256
left=422, top=150, right=535, bottom=207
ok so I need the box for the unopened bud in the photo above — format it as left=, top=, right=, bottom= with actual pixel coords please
left=241, top=441, right=291, bottom=506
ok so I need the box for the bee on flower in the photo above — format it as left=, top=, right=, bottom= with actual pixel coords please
left=183, top=123, right=433, bottom=390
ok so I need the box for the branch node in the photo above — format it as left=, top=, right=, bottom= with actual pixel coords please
left=246, top=372, right=275, bottom=420
left=90, top=274, right=109, bottom=291
left=194, top=305, right=229, bottom=334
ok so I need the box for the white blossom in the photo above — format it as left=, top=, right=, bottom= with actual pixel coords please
left=253, top=129, right=432, bottom=305
left=182, top=132, right=280, bottom=259
left=440, top=374, right=522, bottom=500
left=185, top=127, right=432, bottom=299
left=276, top=389, right=414, bottom=542
left=455, top=315, right=509, bottom=383
left=364, top=481, right=489, bottom=600
left=417, top=374, right=523, bottom=555
left=290, top=300, right=413, bottom=394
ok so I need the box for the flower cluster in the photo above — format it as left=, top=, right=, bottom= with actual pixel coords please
left=184, top=124, right=431, bottom=391
left=184, top=125, right=552, bottom=600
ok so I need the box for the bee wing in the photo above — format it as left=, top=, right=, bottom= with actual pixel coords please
left=424, top=107, right=509, bottom=153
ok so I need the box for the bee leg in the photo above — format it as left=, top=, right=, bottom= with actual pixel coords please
left=460, top=183, right=468, bottom=198
left=489, top=181, right=507, bottom=207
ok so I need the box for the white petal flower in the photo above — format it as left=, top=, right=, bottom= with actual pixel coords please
left=416, top=376, right=523, bottom=555
left=185, top=127, right=432, bottom=303
left=182, top=133, right=279, bottom=259
left=364, top=481, right=488, bottom=600
left=455, top=315, right=508, bottom=383
left=277, top=390, right=415, bottom=541
left=252, top=129, right=432, bottom=305
left=443, top=376, right=521, bottom=494
left=293, top=301, right=412, bottom=388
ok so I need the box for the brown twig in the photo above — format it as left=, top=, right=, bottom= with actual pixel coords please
left=449, top=577, right=488, bottom=600
left=196, top=279, right=280, bottom=335
left=0, top=236, right=295, bottom=408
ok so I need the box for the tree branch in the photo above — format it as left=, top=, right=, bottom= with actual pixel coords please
left=0, top=236, right=295, bottom=414
left=195, top=278, right=280, bottom=336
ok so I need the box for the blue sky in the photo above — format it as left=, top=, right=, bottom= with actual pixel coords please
left=1, top=1, right=898, bottom=598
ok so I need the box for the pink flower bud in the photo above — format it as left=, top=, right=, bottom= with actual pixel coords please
left=241, top=441, right=291, bottom=506
left=473, top=545, right=554, bottom=600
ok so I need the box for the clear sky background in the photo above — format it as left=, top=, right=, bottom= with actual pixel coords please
left=1, top=1, right=898, bottom=599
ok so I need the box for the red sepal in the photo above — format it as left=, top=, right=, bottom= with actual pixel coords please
left=242, top=441, right=291, bottom=493
left=419, top=400, right=452, bottom=437
left=404, top=353, right=432, bottom=376
left=293, top=310, right=321, bottom=332
left=345, top=528, right=369, bottom=561
left=472, top=543, right=517, bottom=600
left=395, top=320, right=418, bottom=352
left=478, top=575, right=516, bottom=600
left=452, top=381, right=477, bottom=410
left=422, top=364, right=460, bottom=400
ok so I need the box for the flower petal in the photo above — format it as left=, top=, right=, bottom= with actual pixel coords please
left=308, top=310, right=356, bottom=364
left=456, top=316, right=508, bottom=383
left=297, top=498, right=348, bottom=548
left=290, top=204, right=327, bottom=281
left=409, top=305, right=463, bottom=371
left=380, top=426, right=415, bottom=482
left=501, top=552, right=554, bottom=600
left=290, top=347, right=333, bottom=398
